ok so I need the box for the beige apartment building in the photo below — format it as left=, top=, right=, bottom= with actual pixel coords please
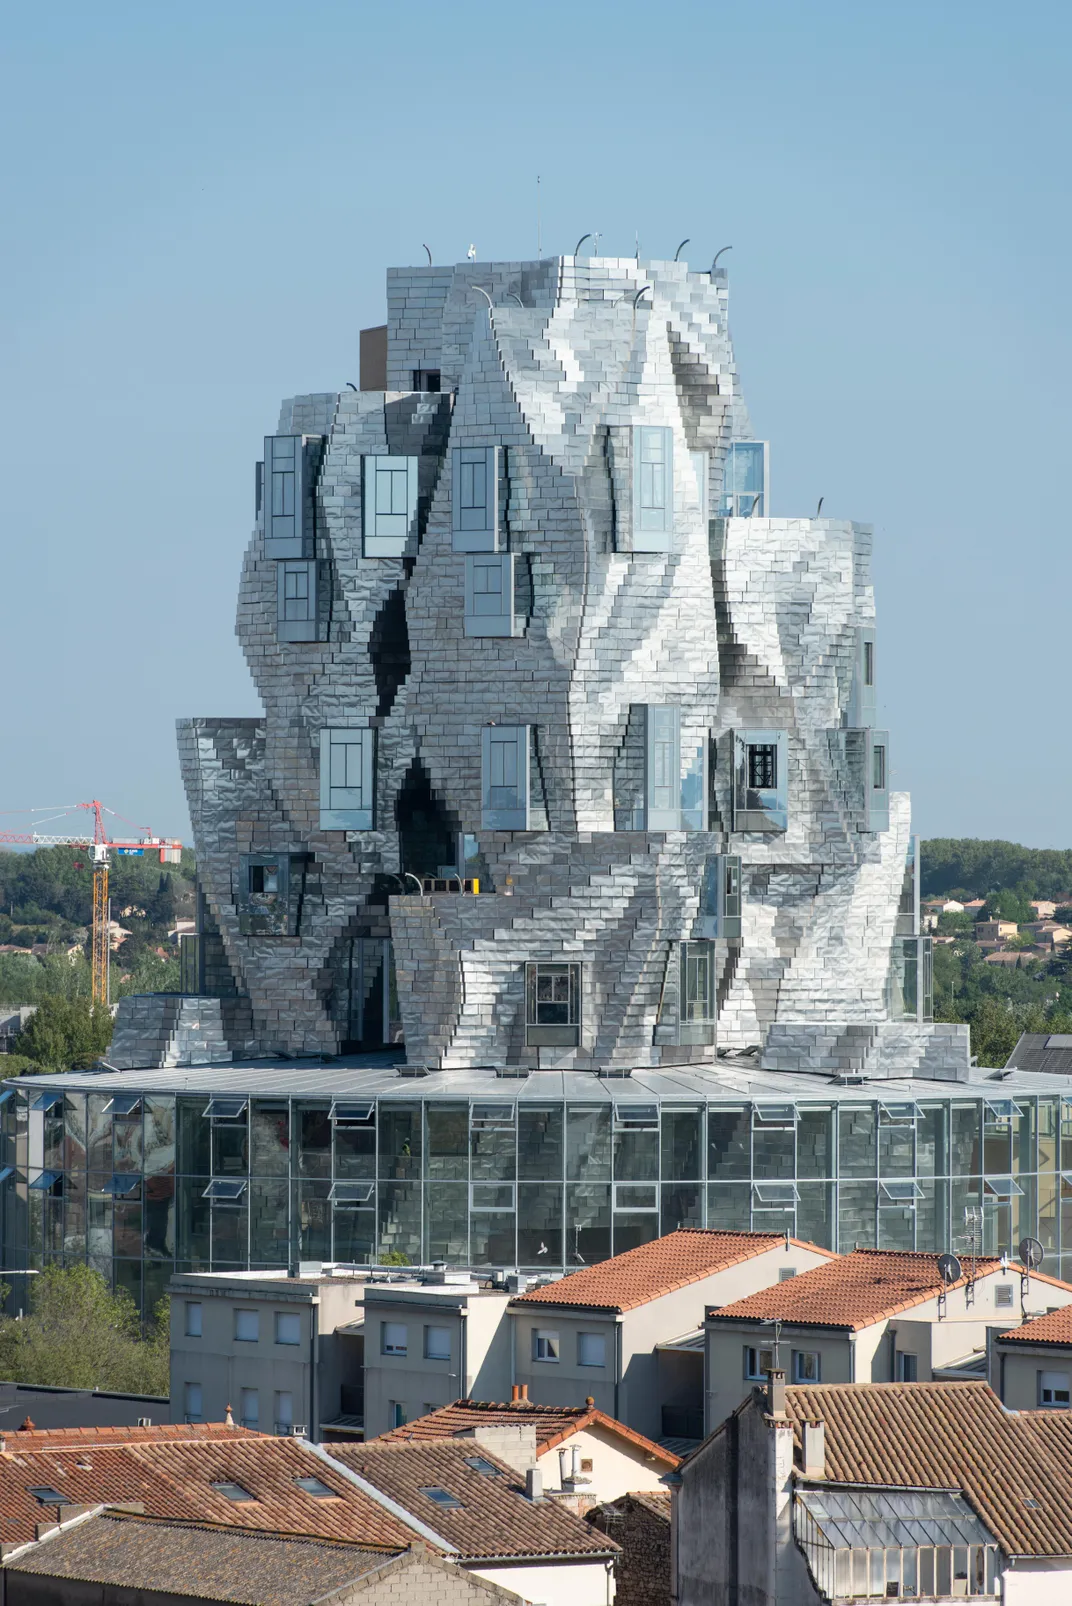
left=362, top=1270, right=511, bottom=1438
left=508, top=1228, right=834, bottom=1443
left=704, top=1247, right=1072, bottom=1432
left=169, top=1264, right=365, bottom=1439
left=993, top=1302, right=1072, bottom=1410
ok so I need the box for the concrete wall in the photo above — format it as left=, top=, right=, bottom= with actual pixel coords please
left=536, top=1423, right=671, bottom=1502
left=363, top=1287, right=510, bottom=1439
left=472, top=1556, right=614, bottom=1606
left=995, top=1340, right=1072, bottom=1410
left=705, top=1328, right=855, bottom=1435
left=1002, top=1558, right=1072, bottom=1605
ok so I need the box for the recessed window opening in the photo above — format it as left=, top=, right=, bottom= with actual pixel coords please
left=295, top=1476, right=338, bottom=1498
left=464, top=1455, right=502, bottom=1476
left=421, top=1486, right=462, bottom=1508
left=748, top=744, right=777, bottom=790
left=533, top=1330, right=560, bottom=1362
left=249, top=864, right=278, bottom=895
left=863, top=639, right=875, bottom=686
left=28, top=1487, right=70, bottom=1507
left=211, top=1481, right=256, bottom=1503
left=872, top=744, right=887, bottom=791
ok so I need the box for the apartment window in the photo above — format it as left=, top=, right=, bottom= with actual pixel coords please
left=896, top=1352, right=918, bottom=1382
left=793, top=1351, right=821, bottom=1383
left=240, top=1388, right=259, bottom=1429
left=452, top=446, right=499, bottom=551
left=363, top=455, right=418, bottom=556
left=389, top=1401, right=407, bottom=1429
left=275, top=1312, right=301, bottom=1346
left=533, top=1330, right=560, bottom=1362
left=184, top=1382, right=203, bottom=1423
left=632, top=425, right=674, bottom=548
left=578, top=1332, right=606, bottom=1368
left=699, top=854, right=742, bottom=940
left=464, top=553, right=516, bottom=637
left=680, top=941, right=716, bottom=1046
left=744, top=1346, right=775, bottom=1381
left=1039, top=1371, right=1070, bottom=1408
left=319, top=727, right=374, bottom=830
left=525, top=961, right=581, bottom=1048
left=719, top=440, right=768, bottom=518
left=382, top=1322, right=408, bottom=1357
left=275, top=1391, right=294, bottom=1432
left=481, top=724, right=531, bottom=830
left=749, top=744, right=777, bottom=791
left=234, top=1309, right=259, bottom=1343
left=185, top=1302, right=202, bottom=1338
left=276, top=559, right=320, bottom=643
left=424, top=1326, right=451, bottom=1361
left=264, top=433, right=318, bottom=557
left=872, top=744, right=886, bottom=792
left=995, top=1284, right=1015, bottom=1310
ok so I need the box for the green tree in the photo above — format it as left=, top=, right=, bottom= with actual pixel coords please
left=16, top=996, right=112, bottom=1071
left=980, top=889, right=1035, bottom=925
left=0, top=1265, right=168, bottom=1394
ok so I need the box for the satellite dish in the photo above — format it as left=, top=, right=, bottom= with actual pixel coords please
left=1019, top=1237, right=1045, bottom=1271
left=937, top=1253, right=963, bottom=1285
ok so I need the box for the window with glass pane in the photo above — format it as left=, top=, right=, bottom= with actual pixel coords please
left=613, top=1120, right=658, bottom=1182
left=526, top=963, right=581, bottom=1048
left=633, top=425, right=673, bottom=546
left=709, top=1109, right=750, bottom=1179
left=427, top=1105, right=469, bottom=1180
left=708, top=1182, right=751, bottom=1230
left=471, top=1106, right=516, bottom=1182
left=567, top=1108, right=610, bottom=1180
left=680, top=943, right=715, bottom=1045
left=796, top=1109, right=833, bottom=1179
left=752, top=1111, right=794, bottom=1180
left=661, top=1183, right=702, bottom=1233
left=518, top=1183, right=563, bottom=1266
left=839, top=1108, right=877, bottom=1178
left=662, top=1110, right=701, bottom=1181
left=567, top=1182, right=611, bottom=1263
left=320, top=728, right=374, bottom=830
left=720, top=441, right=767, bottom=517
left=296, top=1109, right=331, bottom=1179
left=518, top=1106, right=563, bottom=1180
left=748, top=744, right=777, bottom=790
left=950, top=1105, right=981, bottom=1175
left=377, top=1180, right=421, bottom=1263
left=838, top=1181, right=877, bottom=1249
left=378, top=1106, right=421, bottom=1180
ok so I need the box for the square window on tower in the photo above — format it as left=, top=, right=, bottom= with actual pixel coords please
left=452, top=447, right=500, bottom=552
left=731, top=731, right=788, bottom=832
left=363, top=456, right=418, bottom=557
left=632, top=426, right=674, bottom=550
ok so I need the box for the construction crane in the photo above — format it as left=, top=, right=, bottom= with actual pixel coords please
left=0, top=801, right=183, bottom=1007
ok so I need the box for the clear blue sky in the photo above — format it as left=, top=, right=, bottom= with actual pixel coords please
left=3, top=0, right=1069, bottom=848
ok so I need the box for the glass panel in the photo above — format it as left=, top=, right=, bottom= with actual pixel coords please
left=983, top=1112, right=1012, bottom=1176
left=878, top=1199, right=915, bottom=1250
left=334, top=1112, right=375, bottom=1181
left=518, top=1106, right=563, bottom=1181
left=177, top=1100, right=210, bottom=1176
left=250, top=1104, right=290, bottom=1178
left=951, top=1105, right=981, bottom=1176
left=613, top=1125, right=658, bottom=1182
left=878, top=1114, right=914, bottom=1178
left=709, top=1109, right=750, bottom=1179
left=63, top=1171, right=86, bottom=1262
left=661, top=1184, right=702, bottom=1233
left=797, top=1182, right=834, bottom=1250
left=298, top=1108, right=332, bottom=1179
left=113, top=1199, right=142, bottom=1258
left=614, top=1213, right=660, bottom=1255
left=917, top=1105, right=946, bottom=1177
left=752, top=1118, right=794, bottom=1180
left=1039, top=1172, right=1059, bottom=1258
left=839, top=1108, right=877, bottom=1178
left=707, top=1182, right=751, bottom=1231
left=211, top=1199, right=248, bottom=1265
left=212, top=1119, right=247, bottom=1178
left=1039, top=1099, right=1059, bottom=1176
left=471, top=1113, right=516, bottom=1182
left=176, top=1177, right=211, bottom=1269
left=379, top=1106, right=421, bottom=1181
left=917, top=1176, right=947, bottom=1254
left=114, top=1258, right=142, bottom=1316
left=661, top=1110, right=701, bottom=1181
left=518, top=1183, right=563, bottom=1267
left=249, top=1179, right=289, bottom=1265
left=567, top=1182, right=611, bottom=1265
left=567, top=1108, right=610, bottom=1181
left=796, top=1108, right=833, bottom=1180
left=333, top=1203, right=375, bottom=1264
left=87, top=1095, right=113, bottom=1173
left=63, top=1094, right=87, bottom=1171
left=297, top=1179, right=330, bottom=1261
left=378, top=1181, right=421, bottom=1263
left=143, top=1099, right=175, bottom=1178
left=1014, top=1099, right=1036, bottom=1174
left=427, top=1104, right=469, bottom=1181
left=471, top=1212, right=515, bottom=1267
left=425, top=1181, right=468, bottom=1264
left=838, top=1182, right=877, bottom=1249
left=144, top=1170, right=175, bottom=1260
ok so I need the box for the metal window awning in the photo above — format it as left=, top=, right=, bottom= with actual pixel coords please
left=329, top=1182, right=374, bottom=1205
left=613, top=1103, right=659, bottom=1130
left=330, top=1101, right=374, bottom=1125
left=879, top=1101, right=923, bottom=1123
left=0, top=1167, right=13, bottom=1185
left=0, top=1089, right=14, bottom=1108
left=470, top=1103, right=515, bottom=1130
left=984, top=1099, right=1024, bottom=1121
left=880, top=1180, right=924, bottom=1202
left=753, top=1103, right=796, bottom=1127
left=202, top=1178, right=247, bottom=1201
left=31, top=1093, right=62, bottom=1115
left=100, top=1174, right=141, bottom=1197
left=105, top=1095, right=142, bottom=1117
left=28, top=1170, right=61, bottom=1191
left=753, top=1182, right=799, bottom=1205
left=796, top=1486, right=994, bottom=1550
left=203, top=1098, right=248, bottom=1121
left=984, top=1176, right=1024, bottom=1198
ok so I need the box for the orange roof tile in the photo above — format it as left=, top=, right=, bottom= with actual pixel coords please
left=378, top=1399, right=679, bottom=1468
left=510, top=1230, right=832, bottom=1313
left=1000, top=1304, right=1072, bottom=1347
left=707, top=1249, right=1005, bottom=1331
left=329, top=1440, right=618, bottom=1562
left=0, top=1436, right=416, bottom=1551
left=0, top=1423, right=261, bottom=1452
left=780, top=1382, right=1072, bottom=1558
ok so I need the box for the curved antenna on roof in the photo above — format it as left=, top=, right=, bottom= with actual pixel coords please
left=345, top=382, right=358, bottom=392
left=471, top=286, right=494, bottom=310
left=633, top=285, right=653, bottom=309
left=573, top=233, right=593, bottom=256
left=711, top=246, right=733, bottom=271
left=815, top=496, right=824, bottom=517
left=674, top=238, right=690, bottom=261
left=508, top=293, right=524, bottom=307
left=423, top=244, right=433, bottom=265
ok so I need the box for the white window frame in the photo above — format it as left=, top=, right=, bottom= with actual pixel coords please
left=525, top=961, right=582, bottom=1048
left=184, top=1382, right=203, bottom=1424
left=792, top=1350, right=821, bottom=1383
left=896, top=1351, right=918, bottom=1382
left=744, top=1345, right=775, bottom=1382
left=363, top=454, right=418, bottom=557
left=632, top=424, right=674, bottom=549
left=381, top=1321, right=408, bottom=1357
left=533, top=1329, right=560, bottom=1362
left=577, top=1331, right=606, bottom=1368
left=424, top=1325, right=452, bottom=1361
left=319, top=727, right=374, bottom=830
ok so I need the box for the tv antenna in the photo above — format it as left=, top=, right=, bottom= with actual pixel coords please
left=956, top=1207, right=982, bottom=1307
left=1019, top=1236, right=1044, bottom=1315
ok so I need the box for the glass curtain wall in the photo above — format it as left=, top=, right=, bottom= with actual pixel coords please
left=2, top=1089, right=1067, bottom=1315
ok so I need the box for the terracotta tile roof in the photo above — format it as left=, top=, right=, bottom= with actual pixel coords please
left=0, top=1423, right=260, bottom=1452
left=377, top=1398, right=680, bottom=1468
left=999, top=1304, right=1072, bottom=1347
left=329, top=1440, right=619, bottom=1562
left=0, top=1436, right=416, bottom=1551
left=781, top=1382, right=1072, bottom=1558
left=510, top=1229, right=833, bottom=1313
left=707, top=1249, right=1004, bottom=1331
left=6, top=1514, right=394, bottom=1606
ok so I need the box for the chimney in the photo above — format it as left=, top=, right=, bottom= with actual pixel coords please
left=766, top=1369, right=787, bottom=1418
left=224, top=1403, right=235, bottom=1428
left=511, top=1385, right=520, bottom=1402
left=801, top=1419, right=825, bottom=1478
left=525, top=1466, right=543, bottom=1502
left=519, top=1383, right=529, bottom=1400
